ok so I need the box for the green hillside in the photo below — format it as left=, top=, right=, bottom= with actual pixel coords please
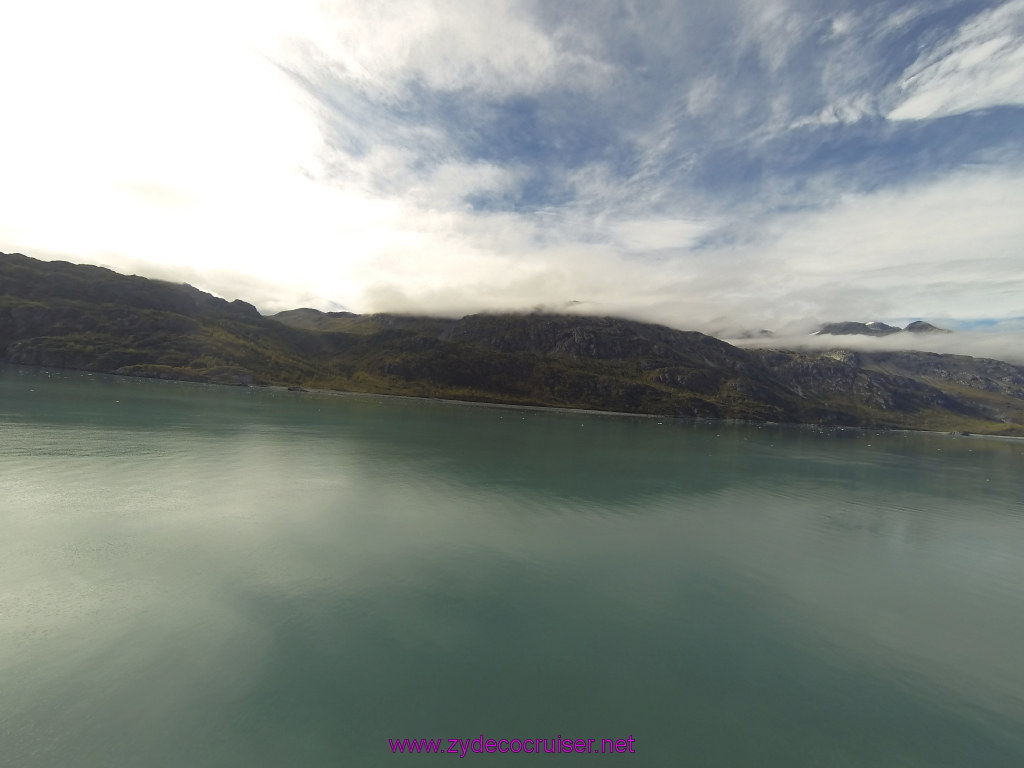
left=3, top=252, right=1023, bottom=435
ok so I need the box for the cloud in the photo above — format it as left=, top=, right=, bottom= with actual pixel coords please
left=0, top=1, right=335, bottom=283
left=302, top=0, right=612, bottom=100
left=0, top=0, right=1021, bottom=352
left=886, top=0, right=1024, bottom=119
left=713, top=167, right=1024, bottom=324
left=314, top=163, right=1023, bottom=344
left=731, top=327, right=1024, bottom=365
left=610, top=217, right=716, bottom=252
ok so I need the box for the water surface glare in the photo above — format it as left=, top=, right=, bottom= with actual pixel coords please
left=2, top=366, right=1023, bottom=766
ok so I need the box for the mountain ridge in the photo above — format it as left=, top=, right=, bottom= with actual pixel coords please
left=814, top=320, right=951, bottom=336
left=2, top=252, right=1022, bottom=435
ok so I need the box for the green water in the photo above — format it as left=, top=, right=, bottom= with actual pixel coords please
left=1, top=365, right=1022, bottom=767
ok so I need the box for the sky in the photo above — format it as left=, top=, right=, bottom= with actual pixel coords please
left=1, top=0, right=1022, bottom=347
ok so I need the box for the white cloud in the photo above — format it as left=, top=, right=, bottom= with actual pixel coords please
left=307, top=0, right=610, bottom=99
left=708, top=168, right=1024, bottom=326
left=738, top=0, right=812, bottom=73
left=326, top=166, right=1023, bottom=335
left=0, top=1, right=344, bottom=289
left=0, top=0, right=1021, bottom=352
left=878, top=3, right=931, bottom=36
left=686, top=76, right=721, bottom=116
left=610, top=217, right=714, bottom=252
left=887, top=0, right=1024, bottom=119
left=791, top=95, right=874, bottom=128
left=732, top=328, right=1024, bottom=365
left=787, top=1, right=1024, bottom=130
left=758, top=169, right=1024, bottom=276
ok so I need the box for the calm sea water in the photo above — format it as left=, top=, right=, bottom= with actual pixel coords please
left=1, top=365, right=1023, bottom=767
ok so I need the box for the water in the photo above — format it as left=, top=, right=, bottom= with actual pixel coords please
left=1, top=365, right=1022, bottom=767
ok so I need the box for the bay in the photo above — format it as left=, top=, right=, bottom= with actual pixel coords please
left=1, top=365, right=1022, bottom=766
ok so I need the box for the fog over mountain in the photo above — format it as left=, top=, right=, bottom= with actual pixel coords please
left=4, top=252, right=1024, bottom=436
left=730, top=324, right=1024, bottom=366
left=1, top=1, right=1022, bottom=332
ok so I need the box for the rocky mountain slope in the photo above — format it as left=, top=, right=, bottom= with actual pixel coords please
left=815, top=320, right=950, bottom=336
left=2, top=252, right=1022, bottom=435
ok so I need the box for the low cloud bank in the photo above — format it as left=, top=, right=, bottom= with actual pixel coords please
left=728, top=322, right=1024, bottom=365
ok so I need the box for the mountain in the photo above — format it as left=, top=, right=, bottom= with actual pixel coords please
left=815, top=320, right=950, bottom=336
left=904, top=320, right=951, bottom=334
left=2, top=252, right=1022, bottom=435
left=0, top=252, right=334, bottom=386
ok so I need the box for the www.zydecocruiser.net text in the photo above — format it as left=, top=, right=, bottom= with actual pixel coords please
left=389, top=735, right=637, bottom=757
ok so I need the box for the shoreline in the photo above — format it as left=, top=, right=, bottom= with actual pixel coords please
left=3, top=362, right=1022, bottom=442
left=262, top=383, right=1024, bottom=443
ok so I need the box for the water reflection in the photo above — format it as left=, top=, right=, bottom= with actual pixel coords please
left=1, top=365, right=1023, bottom=767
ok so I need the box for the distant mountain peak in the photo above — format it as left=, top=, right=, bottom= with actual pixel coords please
left=2, top=252, right=1019, bottom=435
left=814, top=320, right=950, bottom=337
left=904, top=320, right=951, bottom=334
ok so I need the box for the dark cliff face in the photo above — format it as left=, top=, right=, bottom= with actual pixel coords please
left=444, top=314, right=732, bottom=362
left=3, top=252, right=1024, bottom=435
left=0, top=252, right=260, bottom=320
left=752, top=349, right=987, bottom=417
left=0, top=252, right=315, bottom=385
left=857, top=351, right=1024, bottom=399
